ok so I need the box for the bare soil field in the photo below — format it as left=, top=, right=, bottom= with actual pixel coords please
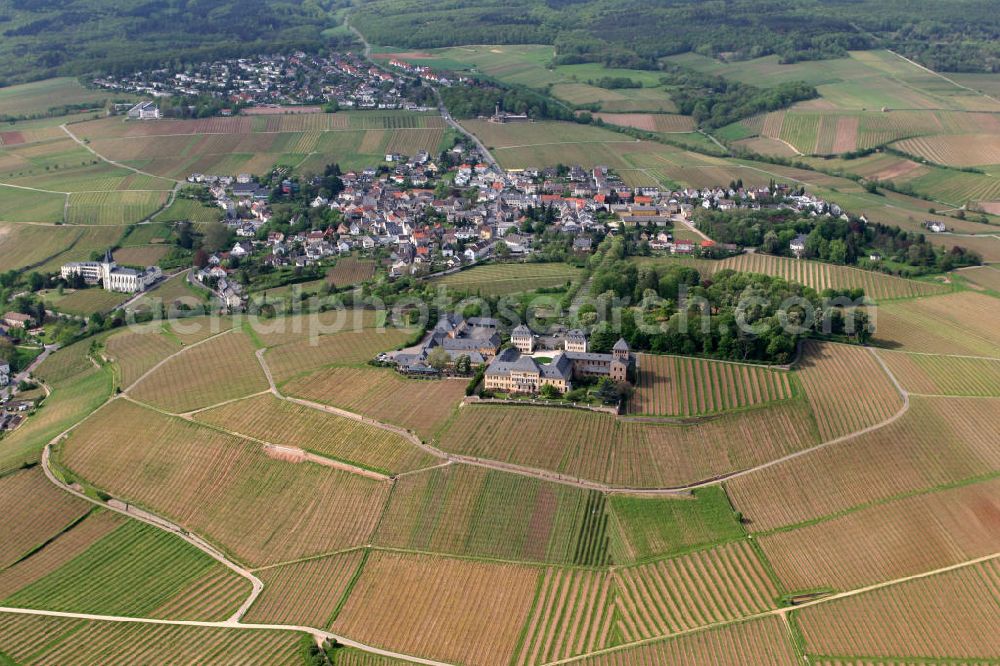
left=331, top=551, right=539, bottom=666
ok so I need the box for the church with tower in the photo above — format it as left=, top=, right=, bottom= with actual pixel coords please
left=61, top=250, right=161, bottom=294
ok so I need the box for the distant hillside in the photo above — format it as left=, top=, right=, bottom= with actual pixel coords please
left=0, top=0, right=354, bottom=86
left=350, top=0, right=1000, bottom=73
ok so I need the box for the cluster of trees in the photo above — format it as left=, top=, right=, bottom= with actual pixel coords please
left=584, top=239, right=870, bottom=363
left=695, top=208, right=982, bottom=274
left=438, top=81, right=577, bottom=121
left=661, top=66, right=817, bottom=129
left=589, top=76, right=642, bottom=89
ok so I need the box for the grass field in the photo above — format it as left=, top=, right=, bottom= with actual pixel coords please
left=795, top=558, right=1000, bottom=660
left=113, top=244, right=169, bottom=266
left=0, top=185, right=66, bottom=222
left=0, top=611, right=303, bottom=665
left=0, top=351, right=112, bottom=476
left=795, top=342, right=903, bottom=441
left=41, top=287, right=130, bottom=316
left=958, top=264, right=1000, bottom=291
left=331, top=550, right=538, bottom=666
left=629, top=354, right=795, bottom=416
left=2, top=520, right=249, bottom=620
left=436, top=399, right=819, bottom=488
left=282, top=366, right=466, bottom=439
left=58, top=399, right=391, bottom=567
left=157, top=196, right=223, bottom=223
left=433, top=262, right=584, bottom=295
left=128, top=329, right=267, bottom=413
left=727, top=395, right=1000, bottom=531
left=759, top=475, right=1000, bottom=591
left=374, top=465, right=611, bottom=565
left=194, top=393, right=437, bottom=475
left=244, top=550, right=364, bottom=627
left=870, top=291, right=1000, bottom=357
left=0, top=78, right=136, bottom=117
left=0, top=468, right=90, bottom=570
left=608, top=487, right=745, bottom=562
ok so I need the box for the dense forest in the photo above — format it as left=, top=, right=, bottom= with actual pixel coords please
left=438, top=81, right=578, bottom=120
left=350, top=0, right=1000, bottom=73
left=0, top=0, right=358, bottom=86
left=695, top=208, right=982, bottom=275
left=584, top=237, right=871, bottom=364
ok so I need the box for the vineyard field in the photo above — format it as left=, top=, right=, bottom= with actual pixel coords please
left=759, top=476, right=1000, bottom=591
left=265, top=328, right=414, bottom=384
left=282, top=366, right=466, bottom=439
left=3, top=520, right=248, bottom=620
left=249, top=308, right=385, bottom=348
left=871, top=292, right=1000, bottom=357
left=105, top=323, right=183, bottom=390
left=331, top=551, right=539, bottom=666
left=128, top=329, right=268, bottom=413
left=880, top=351, right=1000, bottom=395
left=796, top=558, right=1000, bottom=659
left=244, top=550, right=365, bottom=627
left=326, top=257, right=376, bottom=286
left=562, top=615, right=798, bottom=666
left=612, top=540, right=780, bottom=642
left=436, top=400, right=819, bottom=488
left=795, top=342, right=902, bottom=441
left=0, top=611, right=303, bottom=665
left=194, top=393, right=437, bottom=475
left=893, top=133, right=1000, bottom=167
left=374, top=465, right=611, bottom=565
left=728, top=395, right=1000, bottom=531
left=433, top=262, right=584, bottom=296
left=59, top=399, right=391, bottom=567
left=629, top=354, right=794, bottom=416
left=0, top=468, right=90, bottom=570
left=65, top=190, right=170, bottom=225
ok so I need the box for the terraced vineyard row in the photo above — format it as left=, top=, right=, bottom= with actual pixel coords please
left=265, top=327, right=414, bottom=384
left=128, top=329, right=267, bottom=413
left=629, top=353, right=794, bottom=416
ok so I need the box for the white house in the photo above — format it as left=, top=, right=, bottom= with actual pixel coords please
left=127, top=101, right=160, bottom=120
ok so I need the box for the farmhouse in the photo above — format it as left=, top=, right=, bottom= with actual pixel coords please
left=484, top=337, right=632, bottom=394
left=2, top=312, right=34, bottom=329
left=61, top=251, right=162, bottom=293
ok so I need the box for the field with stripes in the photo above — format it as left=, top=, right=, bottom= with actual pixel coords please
left=433, top=262, right=585, bottom=295
left=629, top=354, right=795, bottom=416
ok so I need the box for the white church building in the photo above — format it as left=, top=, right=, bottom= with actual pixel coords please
left=61, top=250, right=161, bottom=293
